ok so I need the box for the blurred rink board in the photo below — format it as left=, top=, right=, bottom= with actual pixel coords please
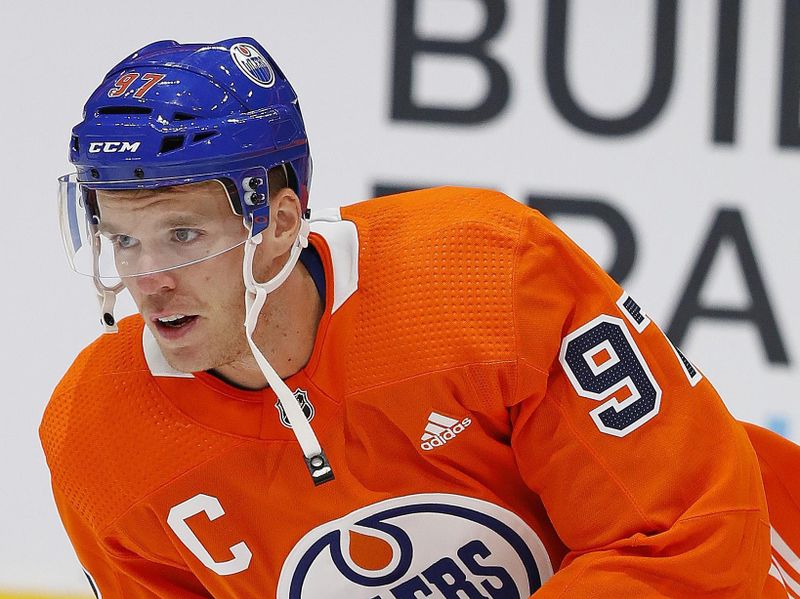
left=2, top=0, right=797, bottom=594
left=0, top=595, right=91, bottom=599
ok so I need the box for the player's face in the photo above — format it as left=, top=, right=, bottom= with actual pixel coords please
left=96, top=181, right=255, bottom=373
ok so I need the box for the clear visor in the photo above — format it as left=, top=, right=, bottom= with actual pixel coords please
left=58, top=173, right=252, bottom=280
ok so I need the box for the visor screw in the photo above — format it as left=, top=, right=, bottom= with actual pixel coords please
left=248, top=177, right=262, bottom=190
left=90, top=169, right=100, bottom=179
left=134, top=168, right=145, bottom=179
left=102, top=313, right=116, bottom=327
left=245, top=191, right=265, bottom=206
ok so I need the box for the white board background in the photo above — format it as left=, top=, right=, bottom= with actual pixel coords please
left=0, top=0, right=797, bottom=593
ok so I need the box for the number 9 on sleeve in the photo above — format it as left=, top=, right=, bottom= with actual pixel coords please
left=559, top=315, right=662, bottom=438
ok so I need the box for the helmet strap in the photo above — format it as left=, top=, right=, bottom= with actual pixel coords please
left=96, top=284, right=123, bottom=333
left=241, top=221, right=334, bottom=486
left=89, top=221, right=124, bottom=333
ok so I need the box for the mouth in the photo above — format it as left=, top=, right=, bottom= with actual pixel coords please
left=151, top=314, right=200, bottom=340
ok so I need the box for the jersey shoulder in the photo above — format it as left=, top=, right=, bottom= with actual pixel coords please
left=341, top=186, right=531, bottom=238
left=335, top=187, right=551, bottom=391
left=48, top=315, right=150, bottom=396
left=40, top=316, right=240, bottom=533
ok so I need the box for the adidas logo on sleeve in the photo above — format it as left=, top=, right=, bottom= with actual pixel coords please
left=420, top=412, right=472, bottom=451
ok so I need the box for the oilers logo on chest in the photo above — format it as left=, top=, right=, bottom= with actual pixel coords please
left=277, top=494, right=553, bottom=598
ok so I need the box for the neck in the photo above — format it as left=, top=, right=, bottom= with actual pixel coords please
left=210, top=261, right=324, bottom=390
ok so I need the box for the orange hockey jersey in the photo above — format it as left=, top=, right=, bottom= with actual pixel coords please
left=41, top=188, right=796, bottom=597
left=743, top=423, right=800, bottom=596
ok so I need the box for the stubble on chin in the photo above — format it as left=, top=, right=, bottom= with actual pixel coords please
left=155, top=321, right=251, bottom=375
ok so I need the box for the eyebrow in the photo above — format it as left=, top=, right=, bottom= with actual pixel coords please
left=97, top=216, right=206, bottom=235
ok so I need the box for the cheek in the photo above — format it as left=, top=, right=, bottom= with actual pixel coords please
left=203, top=256, right=246, bottom=308
left=121, top=277, right=150, bottom=306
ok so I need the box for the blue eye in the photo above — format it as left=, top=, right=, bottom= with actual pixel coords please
left=173, top=229, right=201, bottom=243
left=115, top=234, right=138, bottom=249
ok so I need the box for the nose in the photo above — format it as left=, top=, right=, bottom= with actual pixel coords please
left=117, top=247, right=179, bottom=295
left=129, top=268, right=178, bottom=295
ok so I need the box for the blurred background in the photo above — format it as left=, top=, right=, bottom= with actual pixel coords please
left=0, top=0, right=797, bottom=595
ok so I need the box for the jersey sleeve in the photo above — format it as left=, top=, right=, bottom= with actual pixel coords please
left=509, top=210, right=772, bottom=597
left=742, top=422, right=800, bottom=596
left=51, top=484, right=211, bottom=599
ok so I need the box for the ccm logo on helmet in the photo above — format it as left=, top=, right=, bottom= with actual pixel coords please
left=277, top=493, right=553, bottom=598
left=88, top=141, right=141, bottom=154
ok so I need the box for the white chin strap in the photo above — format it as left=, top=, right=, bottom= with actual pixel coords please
left=243, top=220, right=334, bottom=486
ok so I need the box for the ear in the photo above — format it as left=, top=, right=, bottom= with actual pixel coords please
left=264, top=187, right=302, bottom=254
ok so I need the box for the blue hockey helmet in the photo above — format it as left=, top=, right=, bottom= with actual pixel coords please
left=59, top=37, right=312, bottom=280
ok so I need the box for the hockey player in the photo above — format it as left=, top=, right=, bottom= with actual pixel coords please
left=42, top=38, right=799, bottom=597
